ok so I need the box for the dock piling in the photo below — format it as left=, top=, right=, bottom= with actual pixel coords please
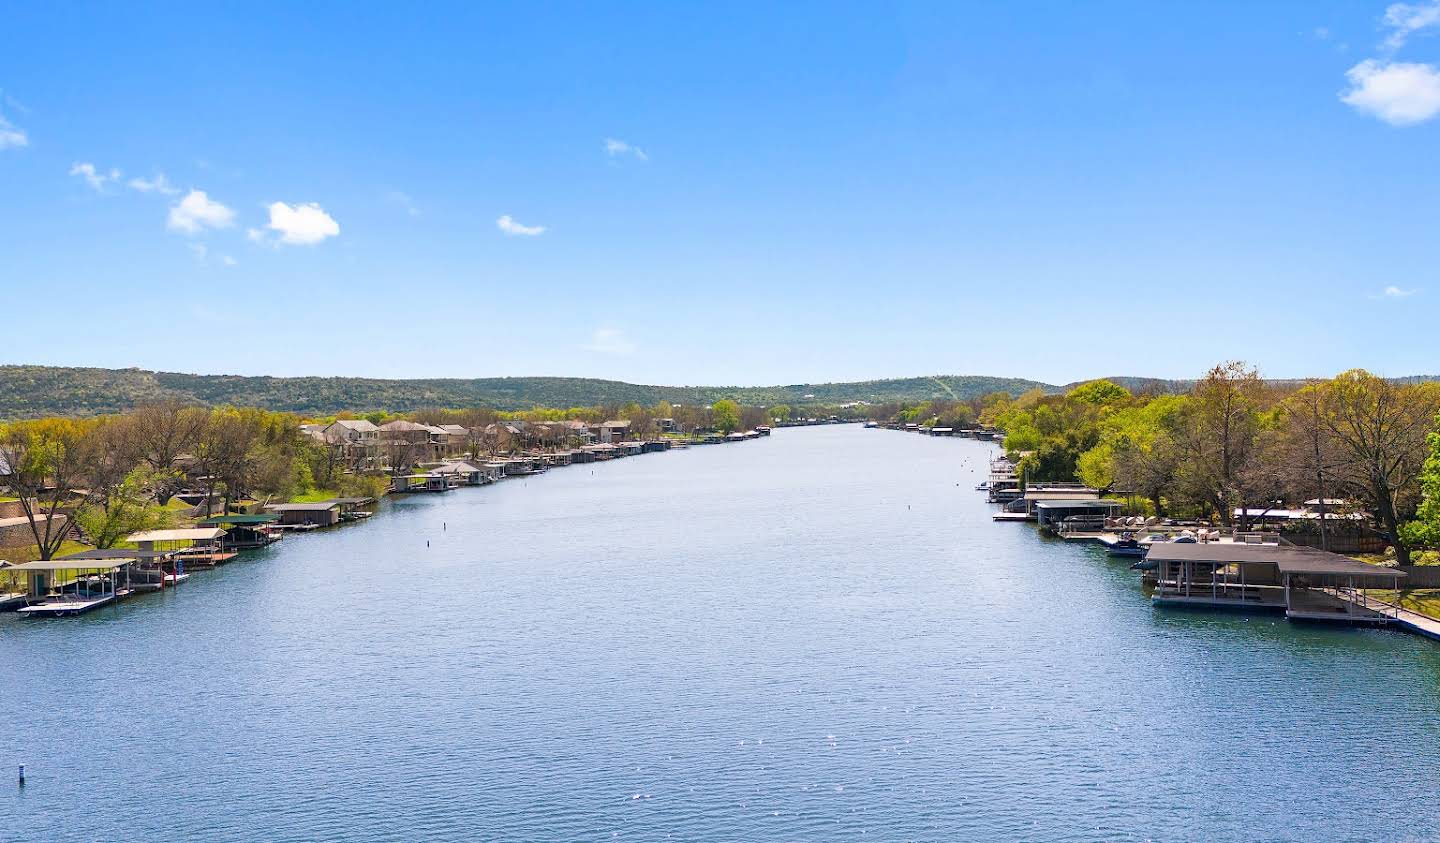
left=18, top=764, right=24, bottom=786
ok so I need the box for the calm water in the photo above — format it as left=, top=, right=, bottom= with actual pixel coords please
left=6, top=425, right=1440, bottom=842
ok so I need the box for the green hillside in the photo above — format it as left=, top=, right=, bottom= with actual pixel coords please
left=0, top=365, right=1056, bottom=418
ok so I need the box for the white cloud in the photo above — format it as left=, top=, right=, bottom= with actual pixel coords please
left=221, top=255, right=237, bottom=267
left=1314, top=26, right=1331, bottom=40
left=604, top=137, right=648, bottom=161
left=387, top=191, right=420, bottom=217
left=1382, top=1, right=1440, bottom=49
left=1382, top=285, right=1419, bottom=297
left=0, top=113, right=25, bottom=150
left=189, top=243, right=209, bottom=263
left=496, top=214, right=546, bottom=236
left=246, top=227, right=265, bottom=243
left=168, top=189, right=236, bottom=234
left=261, top=201, right=341, bottom=246
left=69, top=162, right=122, bottom=192
left=128, top=173, right=179, bottom=195
left=1340, top=59, right=1440, bottom=124
left=583, top=327, right=636, bottom=355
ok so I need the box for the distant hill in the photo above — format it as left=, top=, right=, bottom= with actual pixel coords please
left=0, top=366, right=1055, bottom=418
left=3, top=365, right=1434, bottom=419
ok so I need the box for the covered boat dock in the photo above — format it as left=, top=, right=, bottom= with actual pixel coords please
left=1150, top=543, right=1404, bottom=624
left=11, top=557, right=137, bottom=617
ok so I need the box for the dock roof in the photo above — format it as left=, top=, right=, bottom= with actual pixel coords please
left=10, top=558, right=134, bottom=571
left=1146, top=543, right=1404, bottom=579
left=1033, top=499, right=1124, bottom=510
left=264, top=501, right=341, bottom=512
left=61, top=548, right=171, bottom=560
left=198, top=514, right=281, bottom=526
left=126, top=527, right=226, bottom=542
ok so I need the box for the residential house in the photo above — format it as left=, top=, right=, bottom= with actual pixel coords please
left=596, top=420, right=631, bottom=444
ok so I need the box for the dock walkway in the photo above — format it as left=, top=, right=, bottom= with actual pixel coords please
left=1336, top=592, right=1440, bottom=641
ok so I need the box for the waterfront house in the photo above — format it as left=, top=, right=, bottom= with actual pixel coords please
left=1149, top=543, right=1404, bottom=624
left=379, top=420, right=446, bottom=462
left=324, top=419, right=381, bottom=467
left=437, top=424, right=471, bottom=456
left=483, top=423, right=524, bottom=453
left=596, top=420, right=631, bottom=444
left=265, top=501, right=344, bottom=527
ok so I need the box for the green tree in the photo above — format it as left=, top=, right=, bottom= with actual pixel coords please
left=1401, top=409, right=1440, bottom=551
left=712, top=399, right=741, bottom=434
left=0, top=418, right=91, bottom=559
left=73, top=466, right=174, bottom=549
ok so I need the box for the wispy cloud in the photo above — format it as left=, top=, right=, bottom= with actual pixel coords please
left=0, top=113, right=25, bottom=150
left=604, top=137, right=648, bottom=161
left=497, top=214, right=546, bottom=236
left=129, top=172, right=179, bottom=195
left=70, top=161, right=122, bottom=192
left=256, top=201, right=341, bottom=246
left=1382, top=1, right=1440, bottom=50
left=167, top=189, right=236, bottom=234
left=583, top=327, right=636, bottom=355
left=1377, top=285, right=1420, bottom=298
left=387, top=190, right=421, bottom=217
left=1340, top=59, right=1440, bottom=124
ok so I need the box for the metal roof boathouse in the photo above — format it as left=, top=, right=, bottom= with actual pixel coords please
left=1149, top=543, right=1404, bottom=625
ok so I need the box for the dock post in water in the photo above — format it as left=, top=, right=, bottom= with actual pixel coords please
left=18, top=764, right=24, bottom=786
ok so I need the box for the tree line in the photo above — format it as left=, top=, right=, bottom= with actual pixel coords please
left=956, top=363, right=1440, bottom=563
left=0, top=397, right=790, bottom=560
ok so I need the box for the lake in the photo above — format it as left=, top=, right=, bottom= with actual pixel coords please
left=6, top=424, right=1440, bottom=842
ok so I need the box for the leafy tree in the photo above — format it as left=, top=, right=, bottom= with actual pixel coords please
left=1401, top=409, right=1440, bottom=551
left=73, top=466, right=173, bottom=548
left=0, top=418, right=91, bottom=559
left=712, top=399, right=741, bottom=434
left=1321, top=371, right=1440, bottom=564
left=1170, top=362, right=1269, bottom=526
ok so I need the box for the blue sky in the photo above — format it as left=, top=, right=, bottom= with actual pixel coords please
left=2, top=1, right=1438, bottom=387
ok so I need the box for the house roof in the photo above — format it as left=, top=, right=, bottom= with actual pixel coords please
left=602, top=420, right=631, bottom=427
left=434, top=461, right=484, bottom=474
left=439, top=424, right=469, bottom=435
left=378, top=420, right=430, bottom=431
left=328, top=419, right=379, bottom=432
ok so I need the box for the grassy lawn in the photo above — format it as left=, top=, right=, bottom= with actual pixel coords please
left=2, top=539, right=97, bottom=564
left=289, top=489, right=343, bottom=503
left=1366, top=590, right=1440, bottom=620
